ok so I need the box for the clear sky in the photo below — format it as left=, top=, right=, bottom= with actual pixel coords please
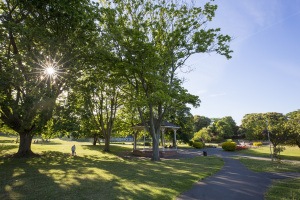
left=181, top=0, right=300, bottom=125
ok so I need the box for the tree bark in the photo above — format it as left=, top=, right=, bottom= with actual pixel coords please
left=93, top=134, right=98, bottom=146
left=151, top=134, right=160, bottom=161
left=103, top=134, right=110, bottom=152
left=16, top=132, right=35, bottom=157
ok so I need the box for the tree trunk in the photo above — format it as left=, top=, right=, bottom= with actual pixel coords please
left=16, top=132, right=34, bottom=157
left=103, top=134, right=110, bottom=152
left=93, top=134, right=98, bottom=146
left=151, top=133, right=160, bottom=161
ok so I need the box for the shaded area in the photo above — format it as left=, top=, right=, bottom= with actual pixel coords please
left=0, top=149, right=223, bottom=200
left=0, top=145, right=18, bottom=154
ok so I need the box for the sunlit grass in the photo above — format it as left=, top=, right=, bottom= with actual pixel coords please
left=265, top=178, right=300, bottom=200
left=0, top=136, right=223, bottom=200
left=239, top=158, right=300, bottom=173
left=238, top=145, right=300, bottom=161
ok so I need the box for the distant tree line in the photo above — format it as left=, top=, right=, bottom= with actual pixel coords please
left=192, top=115, right=239, bottom=142
left=192, top=110, right=300, bottom=156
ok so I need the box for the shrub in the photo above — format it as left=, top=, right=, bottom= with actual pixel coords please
left=193, top=141, right=205, bottom=149
left=222, top=141, right=237, bottom=151
left=188, top=140, right=194, bottom=147
left=253, top=142, right=262, bottom=147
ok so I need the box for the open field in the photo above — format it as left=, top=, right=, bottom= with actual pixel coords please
left=235, top=145, right=300, bottom=200
left=239, top=158, right=300, bottom=200
left=0, top=136, right=223, bottom=200
left=238, top=145, right=300, bottom=161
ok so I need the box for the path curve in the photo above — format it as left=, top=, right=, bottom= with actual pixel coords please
left=176, top=148, right=300, bottom=200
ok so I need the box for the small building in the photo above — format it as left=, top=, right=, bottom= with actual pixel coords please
left=132, top=121, right=180, bottom=158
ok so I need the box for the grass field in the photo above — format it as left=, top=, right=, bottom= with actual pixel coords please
left=238, top=145, right=300, bottom=161
left=235, top=145, right=300, bottom=199
left=239, top=158, right=300, bottom=200
left=0, top=136, right=223, bottom=200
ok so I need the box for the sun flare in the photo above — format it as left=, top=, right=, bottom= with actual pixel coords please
left=45, top=66, right=56, bottom=75
left=34, top=55, right=64, bottom=85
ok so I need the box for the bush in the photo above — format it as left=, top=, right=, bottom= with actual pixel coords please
left=188, top=140, right=194, bottom=147
left=193, top=141, right=205, bottom=149
left=222, top=141, right=237, bottom=151
left=253, top=142, right=262, bottom=147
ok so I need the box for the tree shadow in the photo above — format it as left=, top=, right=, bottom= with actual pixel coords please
left=0, top=149, right=223, bottom=199
left=0, top=145, right=18, bottom=155
left=0, top=140, right=16, bottom=144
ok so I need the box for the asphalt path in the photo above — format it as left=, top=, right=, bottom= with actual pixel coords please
left=176, top=148, right=300, bottom=200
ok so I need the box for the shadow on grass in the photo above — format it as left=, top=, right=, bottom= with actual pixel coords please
left=0, top=145, right=18, bottom=154
left=32, top=141, right=62, bottom=145
left=0, top=150, right=223, bottom=200
left=0, top=140, right=16, bottom=144
left=82, top=144, right=133, bottom=156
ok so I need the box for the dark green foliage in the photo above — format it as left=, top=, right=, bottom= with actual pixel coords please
left=0, top=0, right=99, bottom=156
left=193, top=115, right=211, bottom=132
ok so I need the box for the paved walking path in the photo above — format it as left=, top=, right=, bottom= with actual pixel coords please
left=177, top=148, right=300, bottom=200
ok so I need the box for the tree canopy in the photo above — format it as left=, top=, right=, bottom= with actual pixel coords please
left=0, top=0, right=99, bottom=156
left=100, top=0, right=232, bottom=161
left=0, top=0, right=232, bottom=159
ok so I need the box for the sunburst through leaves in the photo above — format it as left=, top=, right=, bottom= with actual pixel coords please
left=35, top=55, right=64, bottom=85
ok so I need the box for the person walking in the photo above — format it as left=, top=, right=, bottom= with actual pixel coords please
left=71, top=145, right=76, bottom=156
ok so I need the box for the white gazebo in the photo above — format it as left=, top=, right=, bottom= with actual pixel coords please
left=132, top=121, right=180, bottom=157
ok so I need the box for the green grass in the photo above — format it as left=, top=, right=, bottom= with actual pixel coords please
left=238, top=146, right=300, bottom=200
left=239, top=158, right=300, bottom=173
left=239, top=158, right=300, bottom=200
left=238, top=145, right=300, bottom=161
left=265, top=178, right=300, bottom=200
left=0, top=136, right=223, bottom=200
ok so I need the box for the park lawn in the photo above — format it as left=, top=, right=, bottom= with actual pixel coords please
left=0, top=136, right=223, bottom=200
left=238, top=145, right=300, bottom=161
left=239, top=158, right=300, bottom=200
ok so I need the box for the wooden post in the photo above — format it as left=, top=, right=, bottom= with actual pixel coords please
left=161, top=127, right=165, bottom=151
left=174, top=129, right=177, bottom=149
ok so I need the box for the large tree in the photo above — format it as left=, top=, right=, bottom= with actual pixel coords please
left=0, top=0, right=99, bottom=156
left=241, top=112, right=297, bottom=159
left=101, top=0, right=232, bottom=161
left=215, top=116, right=238, bottom=139
left=74, top=62, right=125, bottom=152
left=193, top=115, right=211, bottom=133
left=285, top=110, right=300, bottom=148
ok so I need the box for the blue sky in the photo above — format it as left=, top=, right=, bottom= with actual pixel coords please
left=181, top=0, right=300, bottom=125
